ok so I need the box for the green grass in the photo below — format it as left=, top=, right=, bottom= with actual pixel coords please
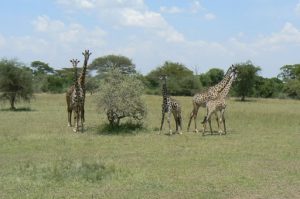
left=0, top=94, right=299, bottom=199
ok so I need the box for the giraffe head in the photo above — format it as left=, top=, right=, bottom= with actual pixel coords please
left=227, top=65, right=238, bottom=84
left=224, top=64, right=237, bottom=76
left=159, top=75, right=168, bottom=81
left=82, top=50, right=92, bottom=61
left=70, top=59, right=80, bottom=68
left=230, top=64, right=238, bottom=79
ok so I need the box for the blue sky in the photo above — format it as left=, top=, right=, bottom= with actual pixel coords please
left=1, top=0, right=300, bottom=77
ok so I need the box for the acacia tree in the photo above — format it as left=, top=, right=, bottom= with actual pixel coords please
left=97, top=69, right=146, bottom=126
left=0, top=59, right=33, bottom=110
left=89, top=54, right=136, bottom=75
left=145, top=61, right=202, bottom=96
left=233, top=61, right=261, bottom=101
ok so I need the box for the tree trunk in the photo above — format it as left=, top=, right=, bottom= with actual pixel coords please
left=10, top=95, right=16, bottom=110
left=241, top=95, right=245, bottom=101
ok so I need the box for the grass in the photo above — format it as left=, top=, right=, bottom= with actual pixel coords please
left=0, top=93, right=299, bottom=199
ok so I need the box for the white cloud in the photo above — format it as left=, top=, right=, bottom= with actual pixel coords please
left=12, top=36, right=49, bottom=53
left=257, top=22, right=300, bottom=46
left=204, top=13, right=216, bottom=21
left=32, top=15, right=106, bottom=48
left=32, top=15, right=65, bottom=32
left=157, top=28, right=185, bottom=43
left=160, top=6, right=183, bottom=14
left=295, top=0, right=300, bottom=15
left=190, top=1, right=203, bottom=13
left=120, top=9, right=185, bottom=43
left=56, top=0, right=95, bottom=9
left=56, top=0, right=145, bottom=10
left=121, top=9, right=165, bottom=28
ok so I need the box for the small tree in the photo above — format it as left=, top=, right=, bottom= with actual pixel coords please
left=97, top=69, right=146, bottom=126
left=0, top=59, right=33, bottom=110
left=233, top=61, right=261, bottom=101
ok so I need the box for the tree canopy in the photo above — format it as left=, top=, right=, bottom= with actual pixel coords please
left=0, top=59, right=33, bottom=110
left=89, top=55, right=136, bottom=75
left=31, top=61, right=55, bottom=76
left=199, top=68, right=224, bottom=87
left=233, top=61, right=261, bottom=101
left=278, top=64, right=300, bottom=98
left=97, top=69, right=146, bottom=126
left=145, top=61, right=202, bottom=96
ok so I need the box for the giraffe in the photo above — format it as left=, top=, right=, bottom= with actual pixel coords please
left=202, top=67, right=238, bottom=135
left=187, top=65, right=237, bottom=133
left=78, top=50, right=92, bottom=123
left=159, top=75, right=182, bottom=135
left=70, top=59, right=84, bottom=133
left=66, top=49, right=91, bottom=127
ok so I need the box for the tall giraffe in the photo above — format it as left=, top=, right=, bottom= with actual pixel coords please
left=70, top=59, right=84, bottom=133
left=187, top=65, right=237, bottom=133
left=202, top=67, right=238, bottom=135
left=159, top=75, right=182, bottom=135
left=66, top=49, right=91, bottom=127
left=79, top=50, right=92, bottom=123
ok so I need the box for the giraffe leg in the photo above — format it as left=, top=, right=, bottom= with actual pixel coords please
left=73, top=112, right=78, bottom=132
left=82, top=106, right=85, bottom=124
left=221, top=109, right=226, bottom=135
left=68, top=109, right=72, bottom=127
left=187, top=105, right=199, bottom=133
left=208, top=117, right=213, bottom=135
left=202, top=110, right=212, bottom=136
left=187, top=111, right=193, bottom=132
left=202, top=116, right=207, bottom=136
left=178, top=115, right=183, bottom=134
left=168, top=111, right=172, bottom=135
left=159, top=112, right=165, bottom=134
left=215, top=112, right=220, bottom=132
left=80, top=111, right=84, bottom=133
left=173, top=113, right=178, bottom=133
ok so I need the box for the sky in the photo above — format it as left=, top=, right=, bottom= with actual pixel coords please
left=1, top=0, right=300, bottom=77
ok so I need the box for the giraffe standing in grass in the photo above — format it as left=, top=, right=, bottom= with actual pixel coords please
left=202, top=67, right=238, bottom=135
left=187, top=65, right=237, bottom=133
left=66, top=50, right=91, bottom=127
left=70, top=59, right=84, bottom=133
left=78, top=50, right=92, bottom=123
left=159, top=75, right=182, bottom=135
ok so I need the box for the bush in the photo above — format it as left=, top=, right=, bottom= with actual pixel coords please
left=96, top=69, right=147, bottom=126
left=0, top=59, right=33, bottom=110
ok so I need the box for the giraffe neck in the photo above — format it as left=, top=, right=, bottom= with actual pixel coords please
left=79, top=61, right=87, bottom=87
left=162, top=81, right=170, bottom=109
left=218, top=75, right=235, bottom=99
left=73, top=66, right=80, bottom=95
left=211, top=71, right=232, bottom=93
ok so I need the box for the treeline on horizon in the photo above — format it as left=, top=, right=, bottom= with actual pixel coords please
left=0, top=54, right=300, bottom=101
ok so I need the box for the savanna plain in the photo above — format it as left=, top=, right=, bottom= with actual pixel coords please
left=0, top=94, right=299, bottom=199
